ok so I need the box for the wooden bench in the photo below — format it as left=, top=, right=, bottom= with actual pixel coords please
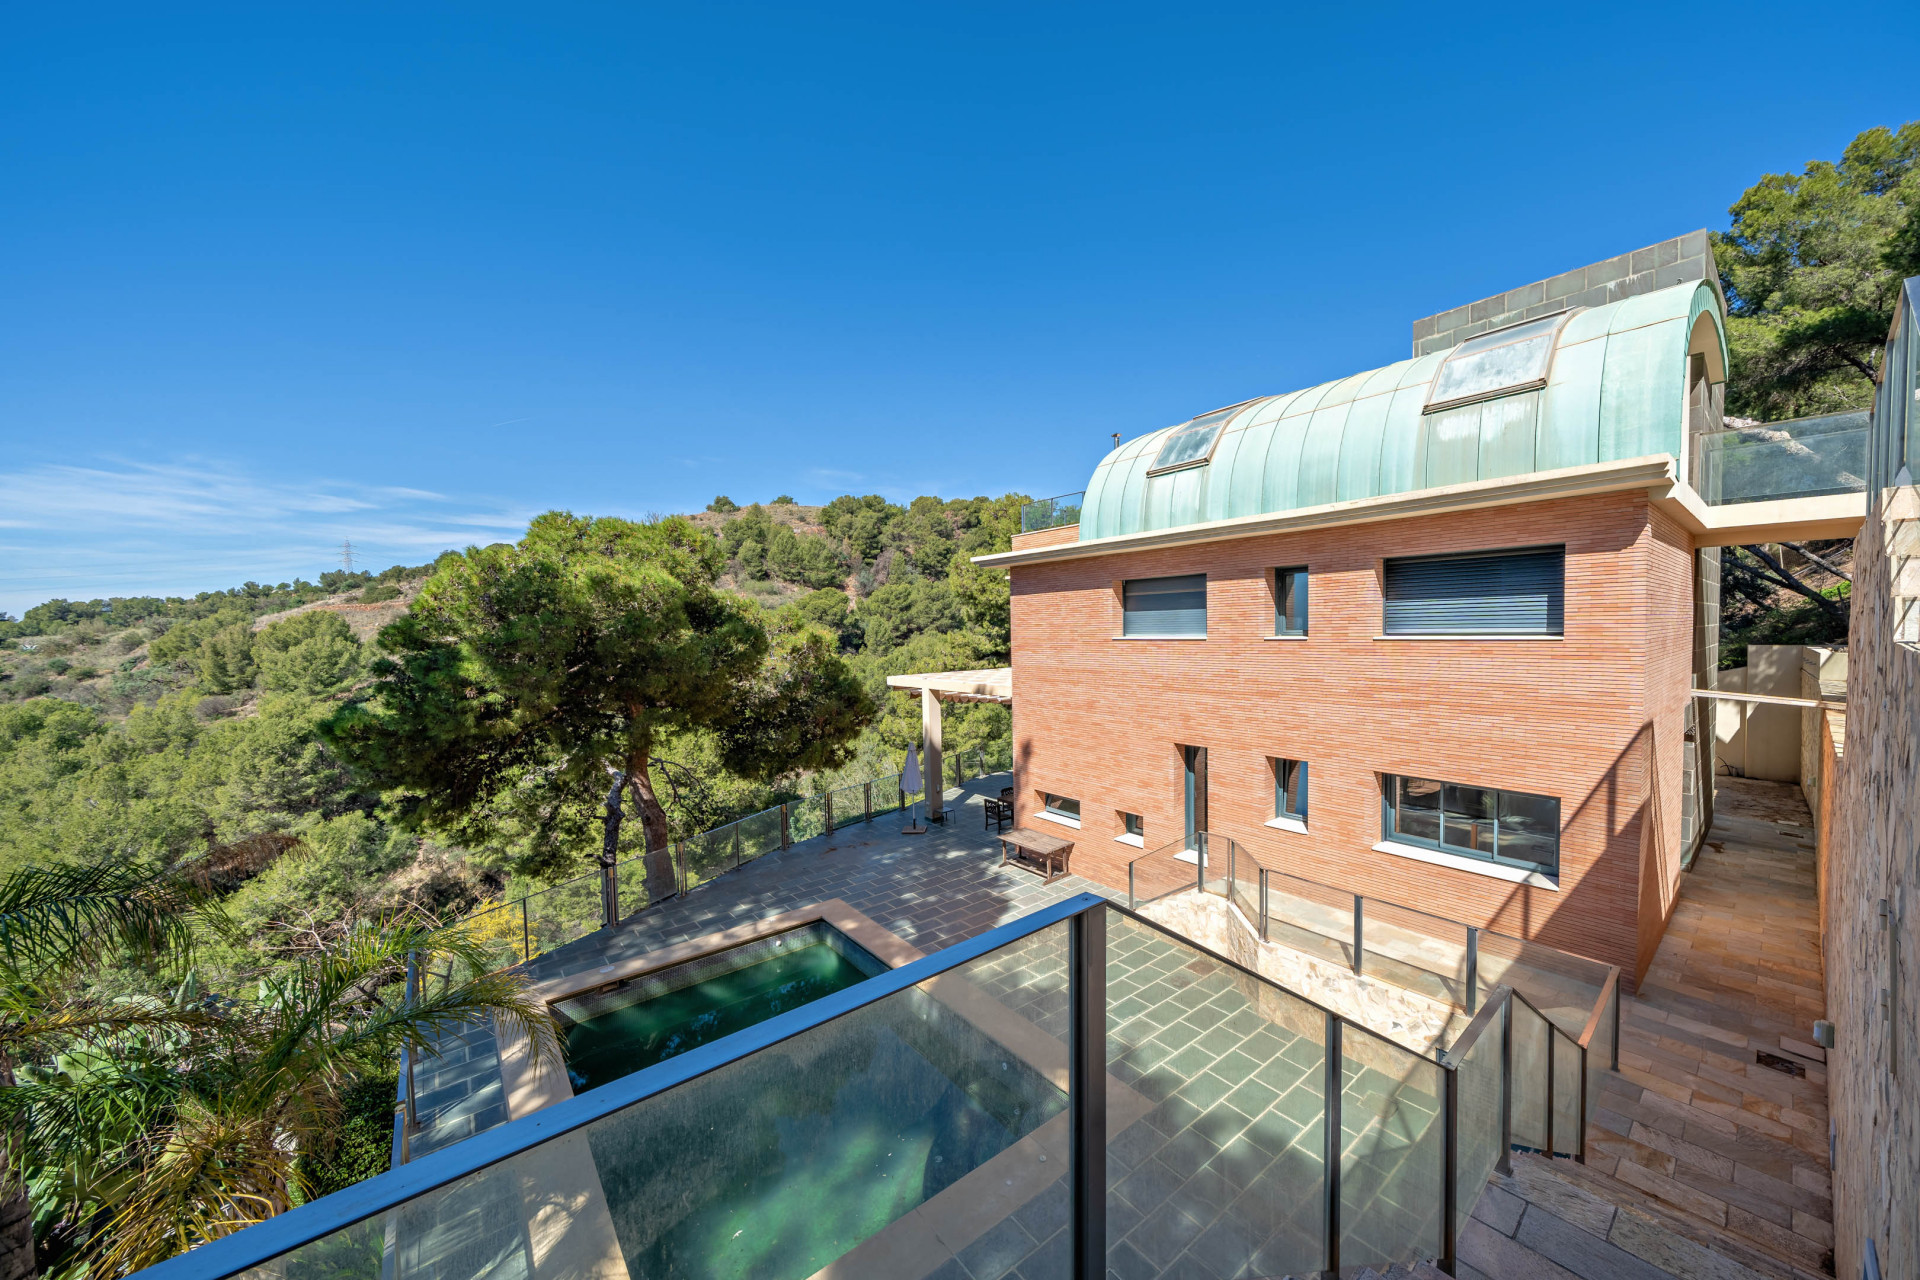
left=998, top=826, right=1074, bottom=884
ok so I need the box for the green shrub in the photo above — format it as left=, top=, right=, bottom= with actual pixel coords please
left=297, top=1075, right=394, bottom=1197
left=43, top=658, right=70, bottom=675
left=358, top=583, right=401, bottom=604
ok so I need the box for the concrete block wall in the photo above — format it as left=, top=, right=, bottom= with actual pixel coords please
left=1005, top=489, right=1694, bottom=985
left=1411, top=230, right=1721, bottom=358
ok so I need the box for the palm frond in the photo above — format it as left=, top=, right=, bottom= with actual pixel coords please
left=0, top=861, right=218, bottom=980
left=89, top=1103, right=292, bottom=1279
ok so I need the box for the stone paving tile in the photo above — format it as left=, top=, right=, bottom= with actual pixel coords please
left=1458, top=779, right=1836, bottom=1280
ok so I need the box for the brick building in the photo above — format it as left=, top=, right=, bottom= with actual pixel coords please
left=967, top=237, right=1864, bottom=986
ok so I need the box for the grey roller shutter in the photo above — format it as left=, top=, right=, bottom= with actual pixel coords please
left=1383, top=547, right=1564, bottom=636
left=1123, top=574, right=1207, bottom=636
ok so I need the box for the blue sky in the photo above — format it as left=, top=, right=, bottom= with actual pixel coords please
left=3, top=3, right=1917, bottom=614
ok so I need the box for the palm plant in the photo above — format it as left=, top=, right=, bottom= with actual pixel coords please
left=0, top=862, right=561, bottom=1279
left=0, top=861, right=215, bottom=1280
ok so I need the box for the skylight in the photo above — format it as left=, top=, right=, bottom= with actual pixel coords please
left=1147, top=404, right=1242, bottom=474
left=1425, top=313, right=1575, bottom=412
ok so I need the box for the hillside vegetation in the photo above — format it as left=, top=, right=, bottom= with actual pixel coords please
left=0, top=493, right=1019, bottom=963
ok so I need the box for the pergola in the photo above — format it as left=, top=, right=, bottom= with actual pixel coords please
left=883, top=667, right=1013, bottom=822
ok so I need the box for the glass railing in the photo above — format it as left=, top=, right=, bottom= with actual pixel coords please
left=134, top=894, right=1588, bottom=1280
left=438, top=750, right=1004, bottom=973
left=1020, top=490, right=1085, bottom=533
left=1125, top=830, right=1620, bottom=1076
left=1694, top=410, right=1869, bottom=505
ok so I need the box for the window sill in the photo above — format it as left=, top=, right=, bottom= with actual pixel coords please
left=1114, top=833, right=1144, bottom=848
left=1113, top=634, right=1208, bottom=641
left=1262, top=634, right=1309, bottom=642
left=1371, top=839, right=1559, bottom=890
left=1036, top=811, right=1081, bottom=830
left=1264, top=816, right=1309, bottom=834
left=1172, top=847, right=1206, bottom=865
left=1373, top=634, right=1564, bottom=642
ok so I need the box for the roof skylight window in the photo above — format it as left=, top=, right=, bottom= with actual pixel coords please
left=1425, top=313, right=1575, bottom=413
left=1147, top=404, right=1243, bottom=474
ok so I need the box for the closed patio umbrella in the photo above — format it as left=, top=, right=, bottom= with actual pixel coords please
left=901, top=744, right=926, bottom=834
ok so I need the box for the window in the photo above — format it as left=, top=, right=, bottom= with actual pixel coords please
left=1042, top=793, right=1081, bottom=827
left=1119, top=812, right=1144, bottom=845
left=1382, top=774, right=1559, bottom=875
left=1383, top=547, right=1564, bottom=636
left=1275, top=567, right=1308, bottom=636
left=1273, top=759, right=1308, bottom=822
left=1424, top=313, right=1574, bottom=412
left=1147, top=403, right=1249, bottom=475
left=1122, top=574, right=1207, bottom=637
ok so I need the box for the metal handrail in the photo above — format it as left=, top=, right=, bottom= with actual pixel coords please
left=142, top=893, right=1112, bottom=1280
left=139, top=894, right=1590, bottom=1280
left=445, top=749, right=1007, bottom=951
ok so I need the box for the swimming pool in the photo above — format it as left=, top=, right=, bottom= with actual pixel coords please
left=555, top=922, right=889, bottom=1093
left=585, top=981, right=1067, bottom=1280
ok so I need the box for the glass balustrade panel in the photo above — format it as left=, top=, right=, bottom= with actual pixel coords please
left=1340, top=1025, right=1444, bottom=1270
left=239, top=922, right=1075, bottom=1280
left=1105, top=912, right=1328, bottom=1280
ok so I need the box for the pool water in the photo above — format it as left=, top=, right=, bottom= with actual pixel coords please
left=559, top=924, right=886, bottom=1093
left=587, top=983, right=1066, bottom=1280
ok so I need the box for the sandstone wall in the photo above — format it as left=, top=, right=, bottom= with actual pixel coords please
left=1829, top=486, right=1920, bottom=1280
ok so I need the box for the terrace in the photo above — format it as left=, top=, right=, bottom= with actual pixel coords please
left=136, top=770, right=1668, bottom=1280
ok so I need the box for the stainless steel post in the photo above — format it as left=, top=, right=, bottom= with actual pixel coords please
left=1069, top=906, right=1107, bottom=1280
left=1325, top=1013, right=1343, bottom=1275
left=1466, top=926, right=1480, bottom=1014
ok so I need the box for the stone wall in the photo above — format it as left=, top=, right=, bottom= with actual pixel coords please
left=1828, top=483, right=1920, bottom=1280
left=1409, top=231, right=1720, bottom=358
left=1139, top=890, right=1458, bottom=1055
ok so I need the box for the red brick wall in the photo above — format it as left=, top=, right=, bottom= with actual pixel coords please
left=1011, top=523, right=1082, bottom=552
left=1007, top=491, right=1692, bottom=983
left=1634, top=508, right=1698, bottom=984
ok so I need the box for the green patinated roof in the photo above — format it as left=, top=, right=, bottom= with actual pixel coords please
left=1078, top=280, right=1726, bottom=540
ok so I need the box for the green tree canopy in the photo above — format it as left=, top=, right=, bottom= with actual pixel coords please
left=1716, top=121, right=1920, bottom=419
left=320, top=513, right=873, bottom=895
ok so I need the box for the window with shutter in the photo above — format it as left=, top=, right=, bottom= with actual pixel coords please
left=1122, top=574, right=1207, bottom=637
left=1382, top=547, right=1564, bottom=636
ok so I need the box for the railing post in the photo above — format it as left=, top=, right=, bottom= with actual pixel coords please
left=1069, top=905, right=1107, bottom=1280
left=1466, top=926, right=1480, bottom=1014
left=1577, top=1036, right=1589, bottom=1164
left=1325, top=1013, right=1343, bottom=1276
left=1442, top=1061, right=1459, bottom=1276
left=1128, top=861, right=1137, bottom=911
left=1259, top=868, right=1270, bottom=942
left=864, top=781, right=873, bottom=822
left=1195, top=833, right=1205, bottom=895
left=1546, top=1027, right=1558, bottom=1159
left=780, top=805, right=791, bottom=851
left=733, top=823, right=742, bottom=870
left=1612, top=983, right=1621, bottom=1072
left=521, top=898, right=531, bottom=963
left=824, top=792, right=834, bottom=835
left=403, top=951, right=421, bottom=1133
left=1353, top=895, right=1365, bottom=975
left=1498, top=996, right=1514, bottom=1176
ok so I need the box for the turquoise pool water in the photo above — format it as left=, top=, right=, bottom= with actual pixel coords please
left=561, top=929, right=880, bottom=1092
left=586, top=983, right=1066, bottom=1280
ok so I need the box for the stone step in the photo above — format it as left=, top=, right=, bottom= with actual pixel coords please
left=1479, top=1153, right=1832, bottom=1280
